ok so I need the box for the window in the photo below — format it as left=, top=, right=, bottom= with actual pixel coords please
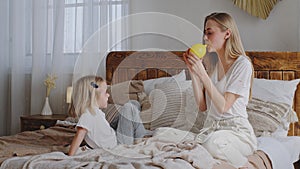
left=64, top=0, right=84, bottom=53
left=26, top=0, right=128, bottom=55
left=63, top=0, right=128, bottom=53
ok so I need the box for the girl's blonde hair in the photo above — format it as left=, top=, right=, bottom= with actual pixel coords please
left=68, top=76, right=105, bottom=119
left=204, top=12, right=254, bottom=99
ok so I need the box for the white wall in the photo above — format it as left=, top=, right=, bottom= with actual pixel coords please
left=128, top=0, right=300, bottom=52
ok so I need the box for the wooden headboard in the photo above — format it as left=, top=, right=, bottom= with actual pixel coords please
left=106, top=51, right=300, bottom=136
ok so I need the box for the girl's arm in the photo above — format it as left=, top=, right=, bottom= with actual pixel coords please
left=68, top=127, right=87, bottom=156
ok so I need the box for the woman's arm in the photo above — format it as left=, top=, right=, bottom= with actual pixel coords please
left=68, top=127, right=87, bottom=156
left=184, top=52, right=238, bottom=113
left=184, top=52, right=207, bottom=111
left=200, top=72, right=238, bottom=113
left=190, top=72, right=207, bottom=111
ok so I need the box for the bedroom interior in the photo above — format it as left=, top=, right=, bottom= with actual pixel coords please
left=1, top=50, right=300, bottom=168
left=1, top=0, right=300, bottom=168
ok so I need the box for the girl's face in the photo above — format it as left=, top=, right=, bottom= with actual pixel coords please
left=95, top=82, right=109, bottom=109
left=203, top=19, right=228, bottom=53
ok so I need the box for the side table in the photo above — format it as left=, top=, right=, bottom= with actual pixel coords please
left=20, top=114, right=67, bottom=132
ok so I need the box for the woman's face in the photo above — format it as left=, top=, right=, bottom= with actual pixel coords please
left=96, top=82, right=109, bottom=109
left=203, top=19, right=228, bottom=53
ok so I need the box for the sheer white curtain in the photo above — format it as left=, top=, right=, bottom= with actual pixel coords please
left=0, top=0, right=12, bottom=136
left=0, top=0, right=129, bottom=135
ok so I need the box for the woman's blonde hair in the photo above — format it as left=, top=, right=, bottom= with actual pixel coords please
left=204, top=12, right=254, bottom=99
left=68, top=76, right=105, bottom=119
left=204, top=12, right=246, bottom=58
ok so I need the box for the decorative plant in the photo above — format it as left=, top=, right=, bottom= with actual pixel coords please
left=44, top=74, right=57, bottom=97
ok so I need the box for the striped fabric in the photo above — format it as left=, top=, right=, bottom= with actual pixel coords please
left=103, top=104, right=122, bottom=124
left=150, top=82, right=187, bottom=130
left=247, top=98, right=298, bottom=137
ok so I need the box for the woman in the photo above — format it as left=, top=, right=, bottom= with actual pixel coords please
left=184, top=12, right=257, bottom=168
left=68, top=76, right=146, bottom=156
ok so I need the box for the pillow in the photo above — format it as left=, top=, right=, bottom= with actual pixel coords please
left=146, top=80, right=207, bottom=132
left=143, top=69, right=186, bottom=95
left=184, top=87, right=207, bottom=133
left=102, top=104, right=122, bottom=124
left=149, top=81, right=189, bottom=130
left=247, top=98, right=298, bottom=137
left=140, top=81, right=192, bottom=130
left=252, top=78, right=300, bottom=106
left=108, top=80, right=144, bottom=105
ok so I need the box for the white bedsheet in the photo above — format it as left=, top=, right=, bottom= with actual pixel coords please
left=1, top=126, right=299, bottom=169
left=257, top=136, right=300, bottom=169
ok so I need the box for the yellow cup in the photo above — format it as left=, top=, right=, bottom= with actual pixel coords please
left=190, top=44, right=207, bottom=58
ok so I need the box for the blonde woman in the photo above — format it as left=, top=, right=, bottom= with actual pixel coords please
left=68, top=76, right=146, bottom=156
left=184, top=12, right=257, bottom=168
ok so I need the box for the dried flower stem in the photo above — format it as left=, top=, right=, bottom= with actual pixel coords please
left=44, top=74, right=57, bottom=97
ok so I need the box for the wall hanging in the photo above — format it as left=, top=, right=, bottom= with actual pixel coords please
left=232, top=0, right=279, bottom=20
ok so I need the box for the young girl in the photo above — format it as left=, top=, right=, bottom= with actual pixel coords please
left=184, top=12, right=257, bottom=168
left=68, top=75, right=146, bottom=156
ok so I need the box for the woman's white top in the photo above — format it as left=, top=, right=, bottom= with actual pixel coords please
left=206, top=55, right=252, bottom=120
left=76, top=107, right=117, bottom=149
left=197, top=56, right=256, bottom=150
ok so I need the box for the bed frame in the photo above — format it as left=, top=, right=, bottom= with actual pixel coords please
left=106, top=51, right=300, bottom=137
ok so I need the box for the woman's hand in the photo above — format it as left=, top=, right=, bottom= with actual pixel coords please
left=183, top=49, right=207, bottom=80
left=183, top=49, right=207, bottom=111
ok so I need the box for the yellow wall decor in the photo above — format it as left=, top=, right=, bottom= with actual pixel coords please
left=232, top=0, right=278, bottom=20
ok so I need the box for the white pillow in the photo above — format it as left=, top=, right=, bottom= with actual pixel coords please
left=275, top=136, right=300, bottom=163
left=257, top=137, right=295, bottom=169
left=252, top=78, right=300, bottom=106
left=143, top=69, right=186, bottom=95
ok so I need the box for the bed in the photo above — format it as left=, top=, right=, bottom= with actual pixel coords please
left=0, top=51, right=300, bottom=169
